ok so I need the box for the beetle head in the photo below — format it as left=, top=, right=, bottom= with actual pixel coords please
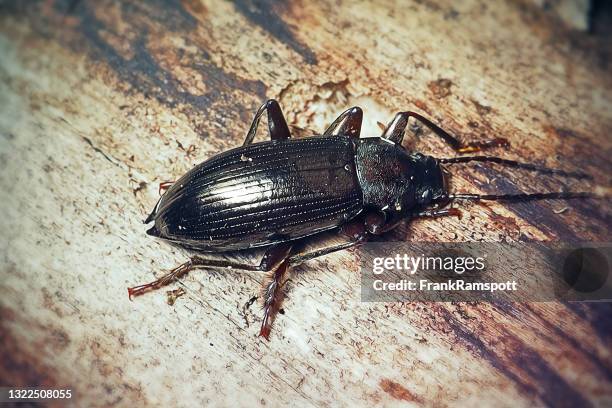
left=408, top=153, right=448, bottom=208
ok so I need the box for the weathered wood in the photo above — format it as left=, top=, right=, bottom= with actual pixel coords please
left=0, top=0, right=611, bottom=406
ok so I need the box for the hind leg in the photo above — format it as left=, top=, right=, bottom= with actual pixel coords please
left=132, top=217, right=379, bottom=338
left=128, top=243, right=293, bottom=299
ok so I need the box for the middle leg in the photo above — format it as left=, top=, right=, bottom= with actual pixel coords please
left=414, top=208, right=462, bottom=219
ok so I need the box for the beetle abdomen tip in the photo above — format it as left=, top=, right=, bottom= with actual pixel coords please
left=146, top=226, right=160, bottom=237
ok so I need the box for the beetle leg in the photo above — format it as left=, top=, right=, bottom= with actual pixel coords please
left=130, top=243, right=294, bottom=340
left=243, top=99, right=291, bottom=146
left=158, top=181, right=174, bottom=195
left=361, top=211, right=407, bottom=235
left=261, top=218, right=392, bottom=337
left=128, top=260, right=192, bottom=299
left=259, top=259, right=290, bottom=340
left=288, top=241, right=360, bottom=265
left=128, top=243, right=293, bottom=299
left=143, top=181, right=175, bottom=223
left=323, top=106, right=363, bottom=138
left=287, top=217, right=372, bottom=265
left=284, top=211, right=410, bottom=267
left=414, top=208, right=462, bottom=219
left=382, top=111, right=509, bottom=152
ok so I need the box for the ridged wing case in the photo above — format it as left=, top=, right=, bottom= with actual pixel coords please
left=147, top=136, right=364, bottom=251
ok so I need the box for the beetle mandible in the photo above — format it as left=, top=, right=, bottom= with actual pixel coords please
left=129, top=99, right=592, bottom=339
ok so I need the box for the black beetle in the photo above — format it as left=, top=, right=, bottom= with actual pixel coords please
left=129, top=99, right=591, bottom=339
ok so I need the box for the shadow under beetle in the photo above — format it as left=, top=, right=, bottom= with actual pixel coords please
left=129, top=100, right=592, bottom=339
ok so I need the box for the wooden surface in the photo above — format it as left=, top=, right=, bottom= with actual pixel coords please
left=1, top=0, right=611, bottom=406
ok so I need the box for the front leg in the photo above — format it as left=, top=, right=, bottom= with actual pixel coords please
left=382, top=111, right=508, bottom=152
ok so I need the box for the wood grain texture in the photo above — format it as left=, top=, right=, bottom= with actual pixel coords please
left=0, top=0, right=611, bottom=406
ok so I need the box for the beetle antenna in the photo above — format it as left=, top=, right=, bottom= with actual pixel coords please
left=448, top=192, right=594, bottom=202
left=438, top=156, right=592, bottom=179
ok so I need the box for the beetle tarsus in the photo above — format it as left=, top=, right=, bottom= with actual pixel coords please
left=415, top=208, right=462, bottom=219
left=259, top=260, right=289, bottom=341
left=448, top=208, right=462, bottom=219
left=457, top=137, right=510, bottom=153
left=259, top=325, right=271, bottom=340
left=158, top=181, right=174, bottom=195
left=128, top=261, right=193, bottom=299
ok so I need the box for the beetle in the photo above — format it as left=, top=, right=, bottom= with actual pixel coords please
left=129, top=99, right=592, bottom=339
